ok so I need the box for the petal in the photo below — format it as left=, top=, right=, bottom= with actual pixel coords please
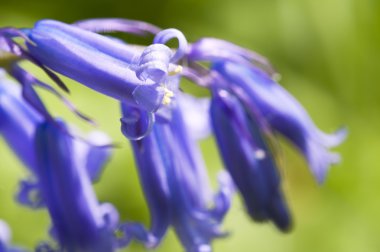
left=31, top=20, right=140, bottom=63
left=211, top=171, right=235, bottom=222
left=73, top=18, right=161, bottom=35
left=135, top=44, right=172, bottom=83
left=154, top=28, right=188, bottom=63
left=122, top=103, right=230, bottom=251
left=116, top=222, right=158, bottom=248
left=121, top=104, right=171, bottom=244
left=189, top=38, right=276, bottom=75
left=71, top=130, right=113, bottom=182
left=168, top=104, right=212, bottom=206
left=153, top=122, right=225, bottom=250
left=120, top=104, right=155, bottom=140
left=176, top=92, right=211, bottom=140
left=83, top=132, right=113, bottom=182
left=0, top=78, right=42, bottom=171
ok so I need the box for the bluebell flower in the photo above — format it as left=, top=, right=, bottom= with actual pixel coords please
left=120, top=99, right=234, bottom=252
left=0, top=19, right=184, bottom=113
left=210, top=61, right=346, bottom=183
left=33, top=120, right=120, bottom=252
left=0, top=70, right=112, bottom=207
left=183, top=40, right=345, bottom=230
left=187, top=40, right=346, bottom=183
left=0, top=72, right=126, bottom=251
left=210, top=87, right=291, bottom=231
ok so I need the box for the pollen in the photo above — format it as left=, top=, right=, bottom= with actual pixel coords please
left=168, top=65, right=183, bottom=76
left=162, top=87, right=175, bottom=105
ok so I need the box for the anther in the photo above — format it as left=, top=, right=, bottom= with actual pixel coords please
left=168, top=65, right=183, bottom=76
left=162, top=87, right=174, bottom=105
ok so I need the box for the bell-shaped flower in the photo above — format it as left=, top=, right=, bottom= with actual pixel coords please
left=33, top=120, right=119, bottom=252
left=210, top=88, right=291, bottom=231
left=120, top=101, right=234, bottom=252
left=0, top=19, right=187, bottom=114
left=211, top=62, right=346, bottom=183
left=0, top=71, right=112, bottom=208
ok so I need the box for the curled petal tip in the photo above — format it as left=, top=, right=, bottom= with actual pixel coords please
left=136, top=44, right=172, bottom=83
left=154, top=28, right=188, bottom=63
left=319, top=126, right=348, bottom=148
left=120, top=105, right=155, bottom=140
left=308, top=141, right=342, bottom=184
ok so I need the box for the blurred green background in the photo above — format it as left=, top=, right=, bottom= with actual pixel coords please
left=0, top=0, right=379, bottom=251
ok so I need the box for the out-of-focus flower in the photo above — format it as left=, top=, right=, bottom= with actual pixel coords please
left=0, top=72, right=124, bottom=251
left=188, top=46, right=346, bottom=184
left=184, top=41, right=345, bottom=231
left=33, top=120, right=119, bottom=252
left=0, top=69, right=42, bottom=172
left=210, top=88, right=290, bottom=231
left=120, top=99, right=234, bottom=252
left=0, top=70, right=111, bottom=207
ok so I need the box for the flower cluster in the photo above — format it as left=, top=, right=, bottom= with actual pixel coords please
left=0, top=18, right=345, bottom=251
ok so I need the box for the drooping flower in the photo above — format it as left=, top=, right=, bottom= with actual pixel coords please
left=0, top=19, right=185, bottom=114
left=187, top=41, right=346, bottom=183
left=0, top=69, right=111, bottom=207
left=0, top=72, right=126, bottom=251
left=183, top=40, right=345, bottom=230
left=210, top=61, right=346, bottom=183
left=33, top=119, right=120, bottom=252
left=119, top=99, right=234, bottom=252
left=210, top=87, right=291, bottom=231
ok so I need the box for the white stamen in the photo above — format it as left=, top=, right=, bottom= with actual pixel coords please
left=168, top=65, right=183, bottom=76
left=161, top=86, right=174, bottom=105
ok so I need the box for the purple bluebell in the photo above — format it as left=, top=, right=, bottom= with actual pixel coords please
left=0, top=70, right=111, bottom=207
left=187, top=39, right=346, bottom=182
left=120, top=99, right=234, bottom=252
left=0, top=19, right=173, bottom=113
left=210, top=88, right=290, bottom=231
left=210, top=61, right=346, bottom=183
left=183, top=40, right=345, bottom=229
left=33, top=119, right=120, bottom=252
left=0, top=72, right=125, bottom=251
